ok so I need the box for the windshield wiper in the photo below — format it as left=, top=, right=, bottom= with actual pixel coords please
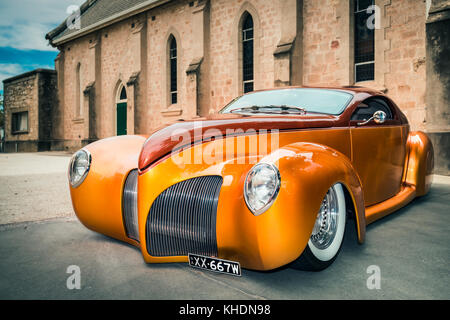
left=230, top=105, right=307, bottom=115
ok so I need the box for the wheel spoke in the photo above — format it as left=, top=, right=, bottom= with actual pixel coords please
left=310, top=185, right=339, bottom=250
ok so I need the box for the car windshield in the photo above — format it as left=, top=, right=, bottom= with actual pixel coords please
left=220, top=88, right=354, bottom=115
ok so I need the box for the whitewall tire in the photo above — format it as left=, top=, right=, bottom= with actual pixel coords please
left=291, top=183, right=347, bottom=271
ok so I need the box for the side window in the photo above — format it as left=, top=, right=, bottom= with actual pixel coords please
left=351, top=98, right=393, bottom=121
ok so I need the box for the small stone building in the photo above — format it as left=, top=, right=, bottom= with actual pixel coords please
left=42, top=0, right=449, bottom=174
left=2, top=69, right=58, bottom=152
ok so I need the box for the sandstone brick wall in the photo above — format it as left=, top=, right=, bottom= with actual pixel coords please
left=38, top=71, right=58, bottom=142
left=100, top=17, right=142, bottom=137
left=207, top=0, right=282, bottom=111
left=55, top=0, right=430, bottom=146
left=146, top=1, right=197, bottom=129
left=303, top=0, right=348, bottom=86
left=3, top=70, right=57, bottom=152
left=302, top=0, right=428, bottom=131
left=4, top=74, right=39, bottom=143
left=60, top=35, right=90, bottom=145
left=384, top=0, right=427, bottom=131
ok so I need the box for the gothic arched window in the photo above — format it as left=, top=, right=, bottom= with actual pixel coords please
left=76, top=63, right=83, bottom=117
left=169, top=35, right=177, bottom=104
left=242, top=13, right=254, bottom=93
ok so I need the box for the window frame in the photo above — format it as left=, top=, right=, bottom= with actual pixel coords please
left=242, top=13, right=254, bottom=94
left=119, top=85, right=127, bottom=101
left=353, top=0, right=375, bottom=83
left=350, top=97, right=401, bottom=126
left=169, top=36, right=178, bottom=105
left=75, top=62, right=83, bottom=119
left=11, top=111, right=29, bottom=134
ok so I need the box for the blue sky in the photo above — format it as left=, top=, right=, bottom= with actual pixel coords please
left=0, top=0, right=84, bottom=96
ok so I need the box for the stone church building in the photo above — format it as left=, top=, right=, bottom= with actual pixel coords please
left=43, top=0, right=449, bottom=173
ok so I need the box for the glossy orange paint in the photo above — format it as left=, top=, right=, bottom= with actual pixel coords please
left=365, top=185, right=416, bottom=224
left=137, top=130, right=366, bottom=270
left=69, top=128, right=433, bottom=271
left=138, top=87, right=406, bottom=172
left=350, top=125, right=407, bottom=206
left=365, top=131, right=433, bottom=224
left=68, top=86, right=434, bottom=271
left=404, top=131, right=434, bottom=196
left=69, top=135, right=147, bottom=248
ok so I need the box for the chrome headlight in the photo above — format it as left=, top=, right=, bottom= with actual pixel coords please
left=244, top=163, right=281, bottom=216
left=69, top=149, right=91, bottom=188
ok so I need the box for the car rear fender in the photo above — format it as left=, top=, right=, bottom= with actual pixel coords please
left=403, top=131, right=434, bottom=196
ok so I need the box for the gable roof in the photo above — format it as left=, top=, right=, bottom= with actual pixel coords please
left=46, top=0, right=170, bottom=46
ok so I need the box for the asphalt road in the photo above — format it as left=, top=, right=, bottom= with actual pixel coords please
left=0, top=153, right=449, bottom=299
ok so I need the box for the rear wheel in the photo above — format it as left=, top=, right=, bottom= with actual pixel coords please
left=291, top=183, right=347, bottom=271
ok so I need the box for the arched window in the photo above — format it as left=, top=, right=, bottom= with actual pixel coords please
left=76, top=63, right=83, bottom=117
left=119, top=85, right=127, bottom=101
left=169, top=35, right=177, bottom=104
left=242, top=13, right=254, bottom=93
left=116, top=83, right=127, bottom=136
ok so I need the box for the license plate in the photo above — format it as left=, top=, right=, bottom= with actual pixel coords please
left=188, top=253, right=241, bottom=276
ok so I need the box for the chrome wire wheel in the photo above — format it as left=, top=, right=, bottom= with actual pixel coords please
left=310, top=186, right=339, bottom=250
left=307, top=183, right=346, bottom=263
left=289, top=182, right=348, bottom=271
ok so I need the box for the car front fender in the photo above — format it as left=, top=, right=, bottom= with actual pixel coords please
left=246, top=141, right=366, bottom=269
left=69, top=135, right=146, bottom=247
left=137, top=137, right=366, bottom=271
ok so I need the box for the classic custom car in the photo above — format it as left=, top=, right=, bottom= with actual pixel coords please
left=68, top=87, right=433, bottom=273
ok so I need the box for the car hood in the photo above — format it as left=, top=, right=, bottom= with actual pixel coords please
left=138, top=113, right=341, bottom=171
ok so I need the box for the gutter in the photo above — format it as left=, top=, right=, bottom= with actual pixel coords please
left=47, top=0, right=171, bottom=47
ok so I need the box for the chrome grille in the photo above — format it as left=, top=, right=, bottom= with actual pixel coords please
left=122, top=169, right=139, bottom=241
left=146, top=176, right=223, bottom=257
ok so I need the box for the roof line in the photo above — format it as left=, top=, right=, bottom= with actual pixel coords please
left=47, top=0, right=171, bottom=46
left=3, top=69, right=56, bottom=84
left=46, top=0, right=94, bottom=42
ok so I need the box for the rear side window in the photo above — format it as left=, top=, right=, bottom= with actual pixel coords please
left=351, top=98, right=393, bottom=121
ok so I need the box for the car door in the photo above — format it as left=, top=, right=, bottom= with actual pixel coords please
left=350, top=98, right=406, bottom=206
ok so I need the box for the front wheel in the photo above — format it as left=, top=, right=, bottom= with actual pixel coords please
left=291, top=183, right=347, bottom=271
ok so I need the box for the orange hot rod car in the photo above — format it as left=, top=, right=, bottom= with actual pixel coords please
left=68, top=87, right=433, bottom=273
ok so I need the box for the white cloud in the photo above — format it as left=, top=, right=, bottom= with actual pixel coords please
left=0, top=63, right=26, bottom=82
left=0, top=0, right=85, bottom=51
left=0, top=63, right=52, bottom=93
left=0, top=64, right=26, bottom=95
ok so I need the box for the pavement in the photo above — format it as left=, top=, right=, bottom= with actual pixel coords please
left=0, top=152, right=449, bottom=299
left=0, top=152, right=74, bottom=225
